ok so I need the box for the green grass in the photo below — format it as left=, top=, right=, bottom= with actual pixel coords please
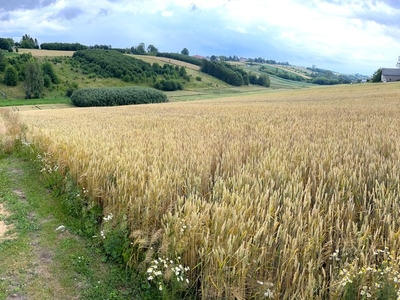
left=0, top=97, right=72, bottom=107
left=0, top=148, right=168, bottom=299
left=1, top=50, right=18, bottom=58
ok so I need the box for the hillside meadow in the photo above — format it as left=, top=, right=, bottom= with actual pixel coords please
left=13, top=82, right=400, bottom=299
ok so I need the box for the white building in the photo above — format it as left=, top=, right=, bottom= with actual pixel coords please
left=381, top=68, right=400, bottom=82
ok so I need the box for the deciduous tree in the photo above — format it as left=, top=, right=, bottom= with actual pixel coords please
left=147, top=44, right=158, bottom=54
left=19, top=34, right=39, bottom=49
left=371, top=68, right=382, bottom=83
left=24, top=59, right=44, bottom=98
left=0, top=50, right=6, bottom=72
left=42, top=62, right=60, bottom=84
left=3, top=66, right=18, bottom=86
left=137, top=42, right=146, bottom=54
left=181, top=48, right=189, bottom=56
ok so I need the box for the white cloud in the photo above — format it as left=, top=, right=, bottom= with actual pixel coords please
left=1, top=0, right=400, bottom=74
left=161, top=10, right=173, bottom=17
left=226, top=26, right=247, bottom=34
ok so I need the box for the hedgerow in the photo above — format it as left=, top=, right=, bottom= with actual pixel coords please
left=71, top=50, right=189, bottom=91
left=70, top=87, right=168, bottom=107
left=156, top=52, right=202, bottom=66
left=72, top=50, right=153, bottom=80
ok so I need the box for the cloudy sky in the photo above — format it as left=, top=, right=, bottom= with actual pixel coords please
left=1, top=0, right=399, bottom=75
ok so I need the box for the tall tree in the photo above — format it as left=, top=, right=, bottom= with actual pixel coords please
left=24, top=59, right=44, bottom=98
left=371, top=68, right=382, bottom=83
left=0, top=50, right=6, bottom=72
left=20, top=34, right=39, bottom=49
left=0, top=38, right=14, bottom=50
left=137, top=42, right=146, bottom=54
left=42, top=62, right=60, bottom=84
left=147, top=44, right=158, bottom=54
left=181, top=48, right=189, bottom=56
left=3, top=66, right=18, bottom=86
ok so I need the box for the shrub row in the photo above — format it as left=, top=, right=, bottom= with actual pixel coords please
left=200, top=59, right=245, bottom=86
left=70, top=87, right=168, bottom=107
left=154, top=79, right=183, bottom=91
left=72, top=50, right=153, bottom=80
left=157, top=52, right=202, bottom=66
left=40, top=42, right=88, bottom=51
left=259, top=66, right=305, bottom=82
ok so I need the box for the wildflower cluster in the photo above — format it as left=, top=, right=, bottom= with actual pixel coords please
left=257, top=280, right=275, bottom=298
left=339, top=268, right=354, bottom=286
left=179, top=219, right=187, bottom=234
left=330, top=249, right=340, bottom=262
left=76, top=187, right=89, bottom=198
left=360, top=285, right=372, bottom=298
left=103, top=213, right=113, bottom=222
left=71, top=255, right=87, bottom=268
left=147, top=256, right=190, bottom=291
left=20, top=138, right=32, bottom=147
left=36, top=152, right=59, bottom=173
left=96, top=213, right=114, bottom=239
left=337, top=247, right=400, bottom=299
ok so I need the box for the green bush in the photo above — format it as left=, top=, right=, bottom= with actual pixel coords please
left=3, top=65, right=18, bottom=86
left=43, top=74, right=51, bottom=88
left=154, top=79, right=183, bottom=91
left=71, top=86, right=168, bottom=107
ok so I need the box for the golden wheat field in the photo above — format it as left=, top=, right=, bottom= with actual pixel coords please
left=15, top=82, right=400, bottom=299
left=17, top=48, right=75, bottom=57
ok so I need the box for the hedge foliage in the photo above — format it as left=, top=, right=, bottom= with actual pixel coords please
left=157, top=52, right=202, bottom=66
left=200, top=60, right=245, bottom=86
left=72, top=50, right=153, bottom=80
left=40, top=42, right=88, bottom=51
left=70, top=87, right=168, bottom=107
left=71, top=50, right=188, bottom=91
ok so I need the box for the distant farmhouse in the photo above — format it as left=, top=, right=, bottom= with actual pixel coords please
left=381, top=68, right=400, bottom=82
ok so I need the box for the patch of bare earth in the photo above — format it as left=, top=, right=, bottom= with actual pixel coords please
left=2, top=172, right=62, bottom=299
left=0, top=119, right=6, bottom=135
left=0, top=203, right=14, bottom=242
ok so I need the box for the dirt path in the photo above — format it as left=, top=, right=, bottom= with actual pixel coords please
left=10, top=104, right=73, bottom=111
left=0, top=157, right=83, bottom=300
left=0, top=203, right=13, bottom=242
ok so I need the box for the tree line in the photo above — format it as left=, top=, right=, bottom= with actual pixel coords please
left=40, top=42, right=88, bottom=51
left=72, top=49, right=190, bottom=91
left=201, top=59, right=270, bottom=87
left=1, top=52, right=59, bottom=98
left=157, top=52, right=202, bottom=66
left=259, top=65, right=306, bottom=82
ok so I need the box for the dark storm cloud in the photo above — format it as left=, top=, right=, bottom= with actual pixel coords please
left=0, top=0, right=57, bottom=12
left=381, top=0, right=400, bottom=9
left=356, top=0, right=400, bottom=27
left=52, top=6, right=84, bottom=20
left=0, top=12, right=10, bottom=21
left=318, top=0, right=400, bottom=26
left=98, top=8, right=110, bottom=17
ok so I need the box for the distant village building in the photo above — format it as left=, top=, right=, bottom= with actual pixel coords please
left=381, top=68, right=400, bottom=82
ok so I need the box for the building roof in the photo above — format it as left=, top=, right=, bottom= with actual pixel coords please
left=382, top=68, right=400, bottom=76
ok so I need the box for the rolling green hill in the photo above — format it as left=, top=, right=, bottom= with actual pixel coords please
left=0, top=49, right=315, bottom=106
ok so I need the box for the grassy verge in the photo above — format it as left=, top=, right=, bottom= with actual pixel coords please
left=0, top=97, right=72, bottom=107
left=0, top=155, right=130, bottom=299
left=0, top=108, right=195, bottom=299
left=0, top=145, right=166, bottom=299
